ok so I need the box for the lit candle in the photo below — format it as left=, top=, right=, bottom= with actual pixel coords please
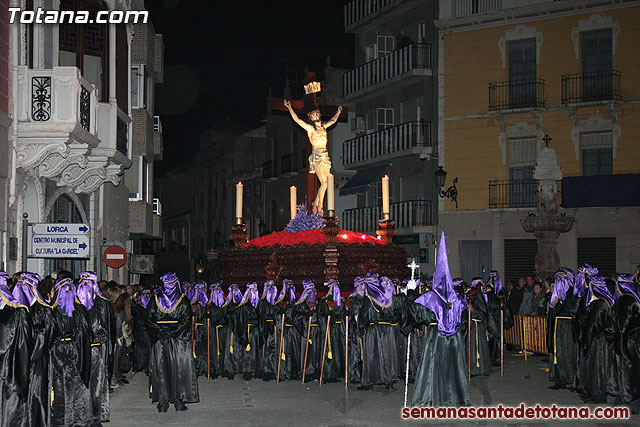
left=290, top=186, right=297, bottom=220
left=382, top=175, right=390, bottom=220
left=327, top=174, right=335, bottom=215
left=235, top=182, right=243, bottom=223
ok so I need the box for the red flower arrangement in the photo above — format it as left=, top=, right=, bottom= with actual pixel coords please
left=242, top=228, right=385, bottom=248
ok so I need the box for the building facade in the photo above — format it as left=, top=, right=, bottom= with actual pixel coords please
left=340, top=0, right=441, bottom=270
left=437, top=0, right=640, bottom=281
left=4, top=0, right=162, bottom=282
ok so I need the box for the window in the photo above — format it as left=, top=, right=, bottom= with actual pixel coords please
left=582, top=132, right=613, bottom=176
left=171, top=228, right=177, bottom=243
left=126, top=157, right=149, bottom=201
left=581, top=29, right=613, bottom=100
left=161, top=230, right=166, bottom=250
left=131, top=65, right=146, bottom=109
left=181, top=225, right=187, bottom=246
left=504, top=239, right=538, bottom=283
left=508, top=138, right=537, bottom=207
left=376, top=108, right=394, bottom=131
left=376, top=35, right=395, bottom=58
left=508, top=39, right=536, bottom=108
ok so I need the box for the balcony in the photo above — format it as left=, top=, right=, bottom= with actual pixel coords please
left=342, top=200, right=434, bottom=234
left=342, top=121, right=431, bottom=168
left=344, top=0, right=423, bottom=31
left=451, top=0, right=502, bottom=17
left=16, top=66, right=131, bottom=193
left=561, top=70, right=622, bottom=105
left=129, top=200, right=153, bottom=236
left=489, top=79, right=546, bottom=111
left=343, top=43, right=432, bottom=100
left=154, top=116, right=163, bottom=161
left=489, top=180, right=537, bottom=209
left=152, top=198, right=162, bottom=239
left=561, top=174, right=640, bottom=208
left=280, top=153, right=298, bottom=176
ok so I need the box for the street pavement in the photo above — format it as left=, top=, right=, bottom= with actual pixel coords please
left=109, top=351, right=638, bottom=426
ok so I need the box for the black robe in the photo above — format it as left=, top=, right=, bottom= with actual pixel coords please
left=277, top=303, right=302, bottom=381
left=579, top=298, right=616, bottom=400
left=132, top=303, right=151, bottom=374
left=404, top=302, right=470, bottom=407
left=358, top=296, right=398, bottom=388
left=222, top=301, right=243, bottom=378
left=27, top=301, right=55, bottom=427
left=612, top=295, right=640, bottom=404
left=463, top=294, right=496, bottom=377
left=208, top=304, right=227, bottom=379
left=294, top=301, right=323, bottom=381
left=317, top=299, right=346, bottom=383
left=396, top=291, right=425, bottom=383
left=346, top=295, right=364, bottom=384
left=546, top=292, right=577, bottom=387
left=86, top=295, right=116, bottom=423
left=485, top=292, right=513, bottom=365
left=192, top=305, right=209, bottom=377
left=230, top=301, right=260, bottom=378
left=572, top=292, right=589, bottom=393
left=146, top=296, right=199, bottom=404
left=258, top=299, right=279, bottom=380
left=51, top=304, right=92, bottom=427
left=0, top=302, right=33, bottom=427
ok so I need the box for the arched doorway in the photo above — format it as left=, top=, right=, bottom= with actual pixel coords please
left=45, top=194, right=87, bottom=277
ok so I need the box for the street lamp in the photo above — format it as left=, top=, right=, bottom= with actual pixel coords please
left=196, top=264, right=204, bottom=279
left=434, top=166, right=459, bottom=208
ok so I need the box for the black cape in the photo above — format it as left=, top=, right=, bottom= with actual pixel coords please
left=86, top=295, right=116, bottom=423
left=546, top=291, right=578, bottom=387
left=132, top=303, right=151, bottom=374
left=463, top=294, right=496, bottom=377
left=277, top=303, right=302, bottom=381
left=0, top=301, right=33, bottom=427
left=318, top=299, right=346, bottom=382
left=404, top=301, right=470, bottom=407
left=294, top=301, right=323, bottom=381
left=146, top=296, right=199, bottom=404
left=192, top=304, right=209, bottom=377
left=208, top=304, right=227, bottom=379
left=358, top=296, right=398, bottom=388
left=346, top=295, right=364, bottom=384
left=579, top=298, right=616, bottom=400
left=258, top=299, right=279, bottom=380
left=50, top=303, right=93, bottom=427
left=397, top=291, right=425, bottom=383
left=27, top=301, right=55, bottom=427
left=612, top=295, right=640, bottom=404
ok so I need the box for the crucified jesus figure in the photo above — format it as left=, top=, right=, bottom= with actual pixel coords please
left=284, top=100, right=342, bottom=215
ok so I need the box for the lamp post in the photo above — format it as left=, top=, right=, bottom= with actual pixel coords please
left=196, top=263, right=205, bottom=281
left=435, top=166, right=458, bottom=208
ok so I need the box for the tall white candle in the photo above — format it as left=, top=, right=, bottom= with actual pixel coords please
left=290, top=186, right=297, bottom=220
left=235, top=182, right=243, bottom=221
left=382, top=175, right=390, bottom=219
left=327, top=174, right=335, bottom=214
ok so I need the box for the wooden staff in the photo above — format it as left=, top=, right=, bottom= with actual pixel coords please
left=344, top=298, right=352, bottom=387
left=276, top=310, right=286, bottom=383
left=523, top=315, right=528, bottom=362
left=191, top=315, right=195, bottom=358
left=499, top=295, right=504, bottom=377
left=467, top=296, right=472, bottom=380
left=301, top=315, right=313, bottom=384
left=207, top=318, right=211, bottom=379
left=403, top=333, right=412, bottom=407
left=319, top=300, right=338, bottom=386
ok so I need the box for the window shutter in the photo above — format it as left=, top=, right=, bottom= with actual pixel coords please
left=577, top=237, right=616, bottom=278
left=504, top=239, right=538, bottom=283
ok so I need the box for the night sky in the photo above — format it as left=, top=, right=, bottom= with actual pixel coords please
left=147, top=0, right=354, bottom=176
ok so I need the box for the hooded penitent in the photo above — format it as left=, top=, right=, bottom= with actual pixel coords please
left=550, top=270, right=570, bottom=308
left=363, top=273, right=392, bottom=308
left=225, top=284, right=243, bottom=305
left=241, top=282, right=260, bottom=308
left=80, top=271, right=106, bottom=299
left=488, top=270, right=502, bottom=295
left=586, top=275, right=615, bottom=308
left=296, top=280, right=317, bottom=304
left=414, top=231, right=466, bottom=336
left=380, top=276, right=396, bottom=296
left=157, top=272, right=184, bottom=312
left=54, top=278, right=76, bottom=317
left=262, top=280, right=278, bottom=305
left=470, top=278, right=485, bottom=303
left=575, top=264, right=598, bottom=297
left=209, top=282, right=225, bottom=307
left=192, top=281, right=209, bottom=306
left=140, top=289, right=152, bottom=308
left=276, top=279, right=296, bottom=304
left=76, top=275, right=96, bottom=311
left=325, top=278, right=342, bottom=306
left=614, top=274, right=640, bottom=305
left=11, top=272, right=41, bottom=306
left=0, top=276, right=21, bottom=306
left=349, top=276, right=365, bottom=298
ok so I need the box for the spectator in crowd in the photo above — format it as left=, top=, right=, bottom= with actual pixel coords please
left=519, top=281, right=545, bottom=315
left=507, top=280, right=523, bottom=316
left=525, top=275, right=535, bottom=293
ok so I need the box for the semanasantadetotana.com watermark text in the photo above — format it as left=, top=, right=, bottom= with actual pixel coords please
left=8, top=7, right=148, bottom=24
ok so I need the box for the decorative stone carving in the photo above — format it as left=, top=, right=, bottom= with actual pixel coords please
left=571, top=14, right=619, bottom=60
left=570, top=111, right=619, bottom=160
left=498, top=24, right=543, bottom=68
left=498, top=121, right=543, bottom=165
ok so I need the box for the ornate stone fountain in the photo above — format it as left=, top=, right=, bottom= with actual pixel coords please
left=520, top=142, right=575, bottom=280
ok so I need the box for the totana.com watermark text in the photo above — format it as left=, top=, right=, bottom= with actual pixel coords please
left=8, top=7, right=148, bottom=24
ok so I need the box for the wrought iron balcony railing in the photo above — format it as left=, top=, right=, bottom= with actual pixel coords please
left=451, top=0, right=502, bottom=17
left=561, top=70, right=622, bottom=104
left=489, top=78, right=546, bottom=110
left=342, top=121, right=431, bottom=167
left=154, top=115, right=162, bottom=134
left=344, top=0, right=398, bottom=29
left=280, top=153, right=298, bottom=175
left=343, top=43, right=432, bottom=98
left=489, top=180, right=537, bottom=209
left=342, top=200, right=433, bottom=233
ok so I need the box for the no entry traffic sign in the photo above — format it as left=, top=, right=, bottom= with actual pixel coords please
left=103, top=245, right=127, bottom=268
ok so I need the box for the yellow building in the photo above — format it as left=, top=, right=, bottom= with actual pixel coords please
left=436, top=0, right=640, bottom=281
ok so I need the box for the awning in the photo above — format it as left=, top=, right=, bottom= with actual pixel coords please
left=339, top=164, right=388, bottom=196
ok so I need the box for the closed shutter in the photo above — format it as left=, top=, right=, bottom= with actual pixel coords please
left=504, top=239, right=538, bottom=283
left=577, top=237, right=616, bottom=278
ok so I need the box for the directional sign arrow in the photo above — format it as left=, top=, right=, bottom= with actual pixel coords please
left=32, top=223, right=90, bottom=236
left=79, top=242, right=87, bottom=250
